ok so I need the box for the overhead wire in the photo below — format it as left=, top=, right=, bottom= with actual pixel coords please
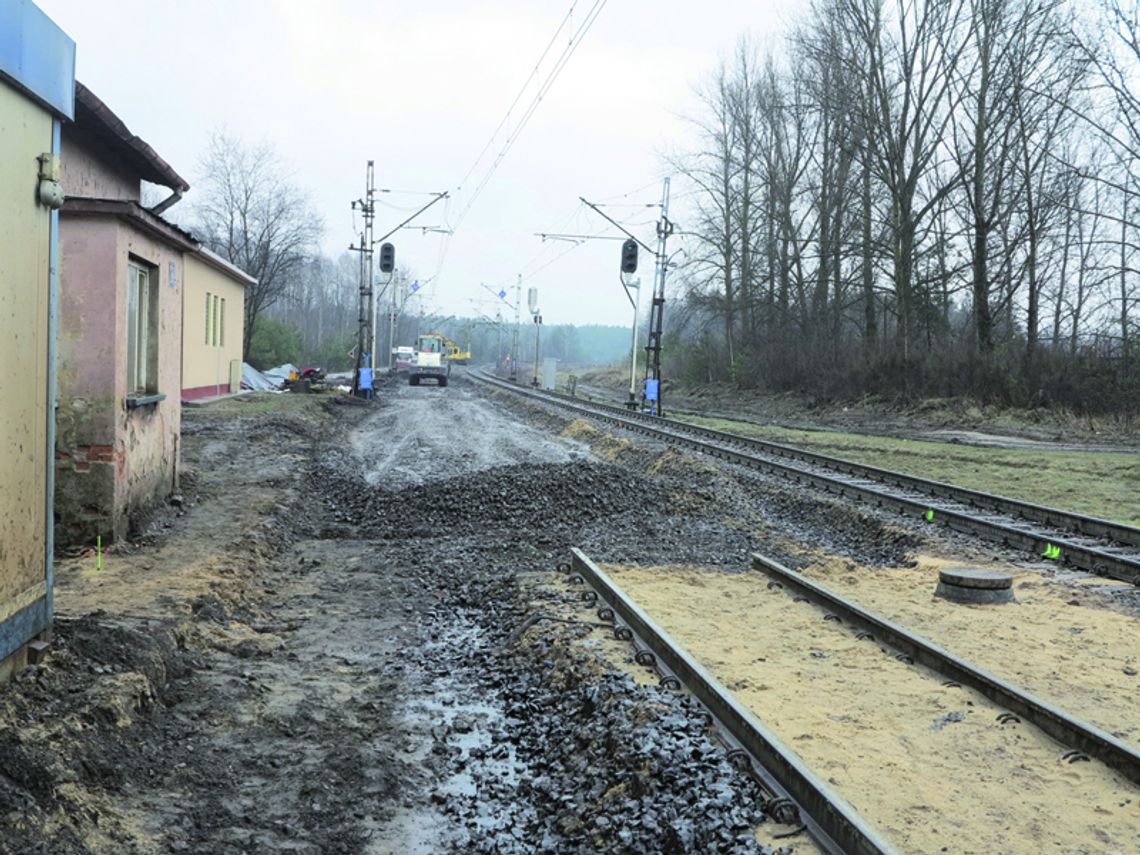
left=478, top=200, right=588, bottom=294
left=426, top=0, right=609, bottom=300
left=450, top=0, right=608, bottom=232
left=374, top=197, right=434, bottom=213
left=426, top=1, right=583, bottom=289
left=516, top=201, right=588, bottom=278
left=520, top=239, right=590, bottom=284
left=455, top=0, right=581, bottom=193
left=594, top=177, right=666, bottom=203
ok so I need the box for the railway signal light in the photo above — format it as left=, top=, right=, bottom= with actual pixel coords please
left=620, top=239, right=638, bottom=274
left=379, top=242, right=396, bottom=273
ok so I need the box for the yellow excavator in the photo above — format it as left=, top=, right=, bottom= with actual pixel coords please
left=427, top=331, right=471, bottom=365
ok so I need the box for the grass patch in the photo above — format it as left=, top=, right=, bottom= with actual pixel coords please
left=675, top=414, right=1140, bottom=527
left=189, top=391, right=334, bottom=423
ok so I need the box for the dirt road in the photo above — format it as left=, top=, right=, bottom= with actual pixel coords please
left=1, top=376, right=806, bottom=854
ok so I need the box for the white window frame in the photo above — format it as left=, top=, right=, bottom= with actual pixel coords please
left=127, top=260, right=158, bottom=397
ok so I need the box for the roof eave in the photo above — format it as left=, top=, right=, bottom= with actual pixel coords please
left=73, top=82, right=189, bottom=192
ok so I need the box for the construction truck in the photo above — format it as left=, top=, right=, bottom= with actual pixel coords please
left=425, top=330, right=471, bottom=365
left=445, top=337, right=472, bottom=365
left=409, top=333, right=452, bottom=387
left=392, top=346, right=414, bottom=375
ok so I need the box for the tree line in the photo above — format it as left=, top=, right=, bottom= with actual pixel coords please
left=670, top=0, right=1140, bottom=412
left=186, top=133, right=636, bottom=372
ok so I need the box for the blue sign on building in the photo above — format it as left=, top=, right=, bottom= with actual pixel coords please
left=0, top=0, right=76, bottom=119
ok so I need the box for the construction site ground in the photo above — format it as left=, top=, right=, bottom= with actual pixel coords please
left=1, top=372, right=1136, bottom=854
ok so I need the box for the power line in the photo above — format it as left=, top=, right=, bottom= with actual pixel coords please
left=455, top=0, right=582, bottom=193
left=428, top=2, right=608, bottom=297
left=594, top=177, right=667, bottom=203
left=449, top=0, right=609, bottom=232
left=514, top=201, right=588, bottom=278
left=520, top=240, right=588, bottom=284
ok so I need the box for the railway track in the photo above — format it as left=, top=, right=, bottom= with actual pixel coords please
left=472, top=370, right=1140, bottom=585
left=569, top=549, right=900, bottom=855
left=570, top=548, right=1140, bottom=855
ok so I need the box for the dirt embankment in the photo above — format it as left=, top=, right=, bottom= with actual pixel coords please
left=569, top=365, right=1140, bottom=450
left=1, top=395, right=371, bottom=854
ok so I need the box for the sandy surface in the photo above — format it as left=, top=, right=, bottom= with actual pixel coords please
left=608, top=563, right=1140, bottom=855
left=795, top=553, right=1140, bottom=748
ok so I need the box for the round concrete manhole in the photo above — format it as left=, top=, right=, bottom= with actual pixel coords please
left=934, top=567, right=1015, bottom=604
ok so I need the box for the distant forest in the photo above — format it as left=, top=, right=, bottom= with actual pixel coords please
left=241, top=254, right=633, bottom=372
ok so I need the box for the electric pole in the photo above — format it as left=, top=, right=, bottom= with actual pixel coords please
left=531, top=312, right=543, bottom=386
left=645, top=177, right=673, bottom=416
left=387, top=275, right=400, bottom=374
left=579, top=177, right=674, bottom=415
left=496, top=310, right=503, bottom=369
left=528, top=286, right=541, bottom=387
left=349, top=161, right=376, bottom=398
left=511, top=274, right=521, bottom=383
left=620, top=238, right=641, bottom=410
left=349, top=177, right=446, bottom=385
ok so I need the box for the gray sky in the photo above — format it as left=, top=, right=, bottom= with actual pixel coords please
left=39, top=0, right=803, bottom=326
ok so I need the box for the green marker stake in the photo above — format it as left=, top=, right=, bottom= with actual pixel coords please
left=924, top=508, right=935, bottom=522
left=96, top=534, right=102, bottom=571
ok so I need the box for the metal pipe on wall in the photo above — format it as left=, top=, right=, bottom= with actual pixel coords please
left=44, top=116, right=61, bottom=627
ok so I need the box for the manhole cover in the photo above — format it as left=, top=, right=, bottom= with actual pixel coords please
left=938, top=567, right=1013, bottom=590
left=935, top=568, right=1015, bottom=605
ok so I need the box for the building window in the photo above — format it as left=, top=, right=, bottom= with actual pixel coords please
left=202, top=293, right=226, bottom=348
left=127, top=260, right=158, bottom=395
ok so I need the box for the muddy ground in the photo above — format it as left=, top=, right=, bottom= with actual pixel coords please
left=0, top=371, right=1117, bottom=854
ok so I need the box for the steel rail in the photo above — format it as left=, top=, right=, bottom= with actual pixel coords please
left=482, top=370, right=1140, bottom=549
left=570, top=549, right=902, bottom=855
left=668, top=415, right=1140, bottom=549
left=470, top=371, right=1140, bottom=585
left=750, top=551, right=1140, bottom=786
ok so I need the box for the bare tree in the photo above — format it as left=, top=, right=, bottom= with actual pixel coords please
left=674, top=57, right=744, bottom=373
left=835, top=0, right=970, bottom=359
left=194, top=132, right=324, bottom=358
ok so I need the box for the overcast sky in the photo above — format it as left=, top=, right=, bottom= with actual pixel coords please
left=39, top=0, right=805, bottom=327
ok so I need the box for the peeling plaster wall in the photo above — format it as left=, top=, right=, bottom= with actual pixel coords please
left=55, top=215, right=118, bottom=543
left=117, top=220, right=183, bottom=527
left=59, top=134, right=139, bottom=202
left=56, top=213, right=183, bottom=545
